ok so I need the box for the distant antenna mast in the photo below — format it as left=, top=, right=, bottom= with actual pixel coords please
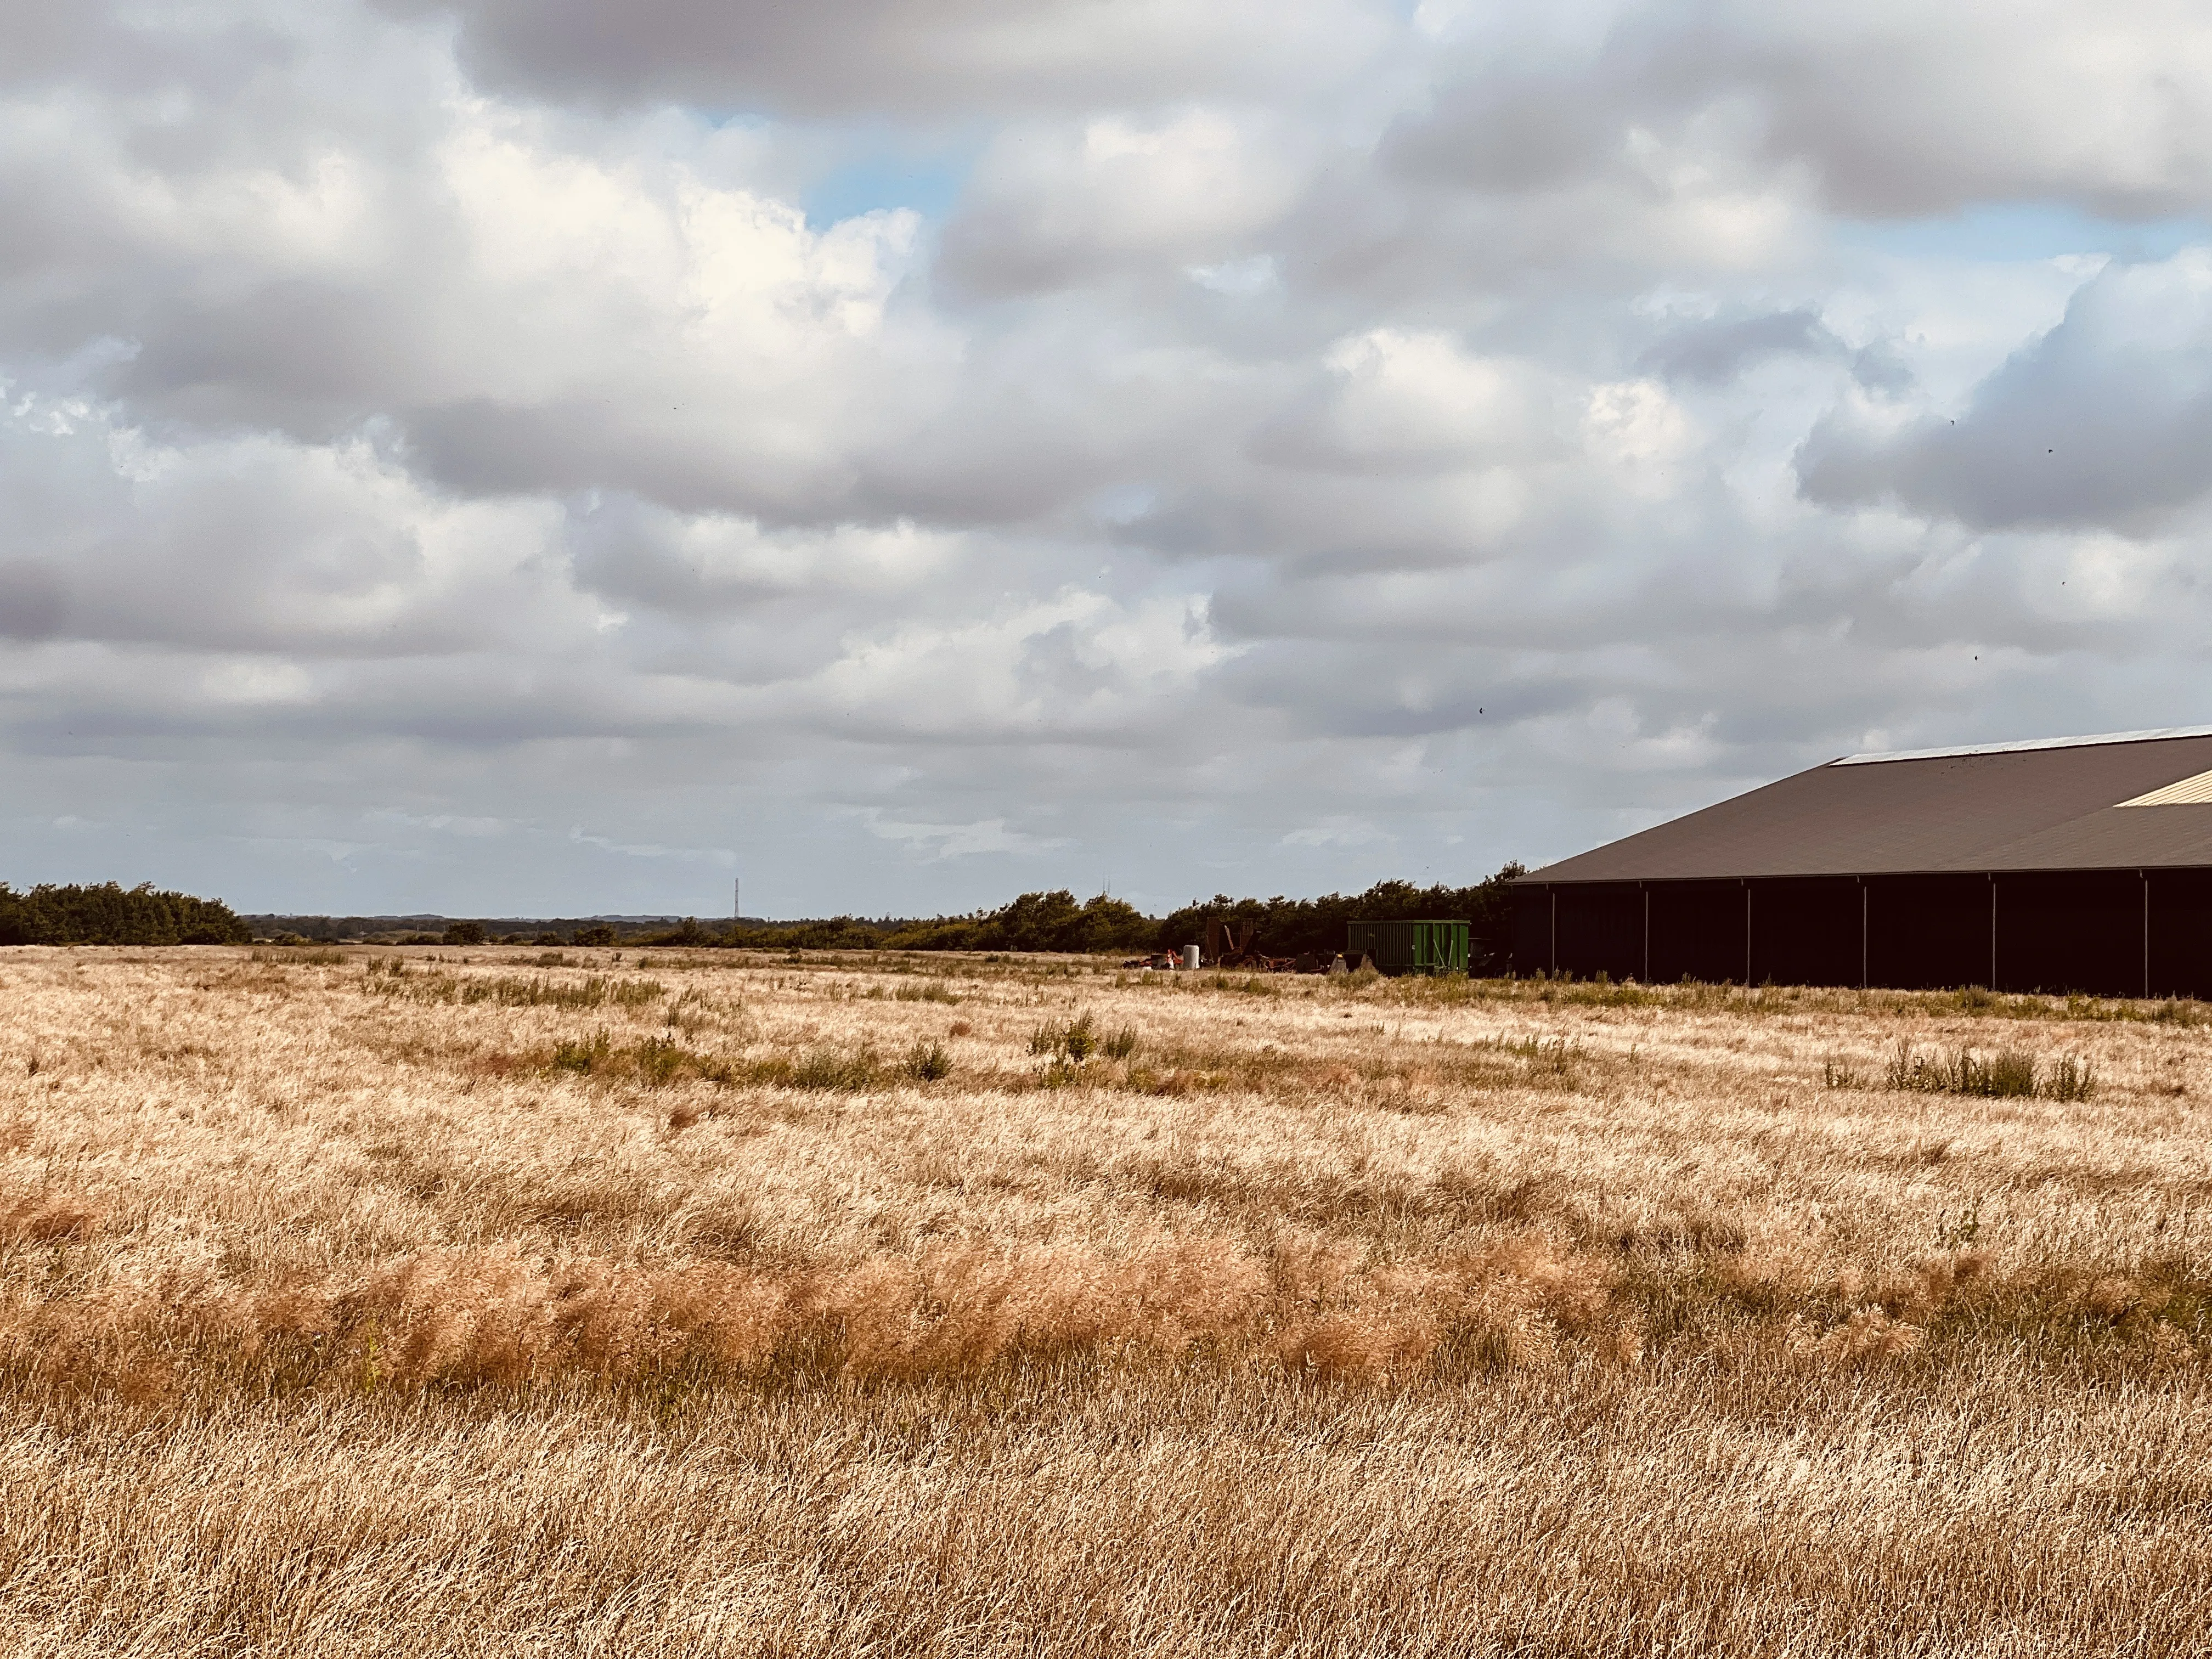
left=733, top=876, right=740, bottom=927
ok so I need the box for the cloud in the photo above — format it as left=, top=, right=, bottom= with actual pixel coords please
left=1280, top=817, right=1390, bottom=849
left=1395, top=0, right=2212, bottom=221
left=390, top=0, right=1393, bottom=117
left=859, top=813, right=1066, bottom=861
left=567, top=499, right=963, bottom=614
left=1640, top=306, right=1908, bottom=390
left=939, top=111, right=1304, bottom=296
left=0, top=560, right=66, bottom=640
left=567, top=827, right=732, bottom=864
left=794, top=591, right=1233, bottom=744
left=1798, top=250, right=2212, bottom=532
left=1253, top=331, right=1565, bottom=476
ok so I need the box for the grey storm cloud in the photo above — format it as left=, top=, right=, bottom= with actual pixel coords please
left=5, top=0, right=2212, bottom=917
left=0, top=560, right=67, bottom=641
left=385, top=0, right=1391, bottom=116
left=1639, top=308, right=1910, bottom=391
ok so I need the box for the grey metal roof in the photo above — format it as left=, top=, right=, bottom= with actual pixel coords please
left=1522, top=729, right=2212, bottom=883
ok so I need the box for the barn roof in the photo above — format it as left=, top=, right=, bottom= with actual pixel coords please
left=1522, top=728, right=2212, bottom=883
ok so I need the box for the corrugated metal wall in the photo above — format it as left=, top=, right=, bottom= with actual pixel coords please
left=1346, top=919, right=1470, bottom=975
left=1514, top=871, right=2212, bottom=998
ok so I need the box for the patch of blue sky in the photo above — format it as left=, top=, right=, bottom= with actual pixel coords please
left=1837, top=201, right=2209, bottom=264
left=804, top=141, right=980, bottom=229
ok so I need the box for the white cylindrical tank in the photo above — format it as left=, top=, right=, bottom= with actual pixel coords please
left=1184, top=944, right=1202, bottom=970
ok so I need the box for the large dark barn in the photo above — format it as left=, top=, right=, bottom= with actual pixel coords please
left=1512, top=727, right=2212, bottom=998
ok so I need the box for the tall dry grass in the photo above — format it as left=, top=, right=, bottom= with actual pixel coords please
left=1, top=945, right=2208, bottom=1654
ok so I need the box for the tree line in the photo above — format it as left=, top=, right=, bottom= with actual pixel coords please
left=0, top=883, right=250, bottom=946
left=631, top=867, right=1527, bottom=961
left=15, top=867, right=1527, bottom=962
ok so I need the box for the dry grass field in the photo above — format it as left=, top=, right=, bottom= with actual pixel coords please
left=1, top=946, right=2209, bottom=1656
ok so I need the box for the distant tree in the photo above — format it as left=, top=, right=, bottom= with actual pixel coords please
left=880, top=891, right=1153, bottom=955
left=573, top=924, right=618, bottom=946
left=441, top=921, right=487, bottom=946
left=0, top=882, right=249, bottom=946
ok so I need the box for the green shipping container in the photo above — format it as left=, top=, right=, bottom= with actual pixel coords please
left=1345, top=919, right=1470, bottom=976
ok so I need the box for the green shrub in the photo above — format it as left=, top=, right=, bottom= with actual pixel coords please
left=902, top=1040, right=953, bottom=1082
left=551, top=1032, right=614, bottom=1074
left=1031, top=1013, right=1101, bottom=1062
left=2045, top=1055, right=2097, bottom=1101
left=541, top=1032, right=729, bottom=1087
left=791, top=1047, right=881, bottom=1091
left=633, top=1036, right=690, bottom=1088
left=1063, top=1013, right=1097, bottom=1062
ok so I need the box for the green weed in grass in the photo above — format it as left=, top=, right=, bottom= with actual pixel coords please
left=550, top=1031, right=615, bottom=1074
left=1031, top=1012, right=1100, bottom=1062
left=791, top=1046, right=881, bottom=1091
left=2045, top=1054, right=2097, bottom=1102
left=902, top=1040, right=953, bottom=1082
left=380, top=973, right=665, bottom=1009
left=1487, top=1034, right=1581, bottom=1083
left=1884, top=1040, right=2092, bottom=1100
left=1822, top=1055, right=1868, bottom=1090
left=895, top=979, right=961, bottom=1005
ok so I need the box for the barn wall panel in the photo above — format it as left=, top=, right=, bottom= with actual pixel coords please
left=1748, top=878, right=1861, bottom=988
left=1867, top=876, right=1993, bottom=990
left=1511, top=888, right=1553, bottom=975
left=1647, top=881, right=1748, bottom=984
left=2151, top=871, right=2212, bottom=1000
left=1996, top=871, right=2141, bottom=997
left=1554, top=884, right=1643, bottom=980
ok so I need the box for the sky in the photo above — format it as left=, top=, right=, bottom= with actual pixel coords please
left=5, top=1, right=2212, bottom=919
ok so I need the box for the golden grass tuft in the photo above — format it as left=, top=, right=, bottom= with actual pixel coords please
left=0, top=1192, right=100, bottom=1244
